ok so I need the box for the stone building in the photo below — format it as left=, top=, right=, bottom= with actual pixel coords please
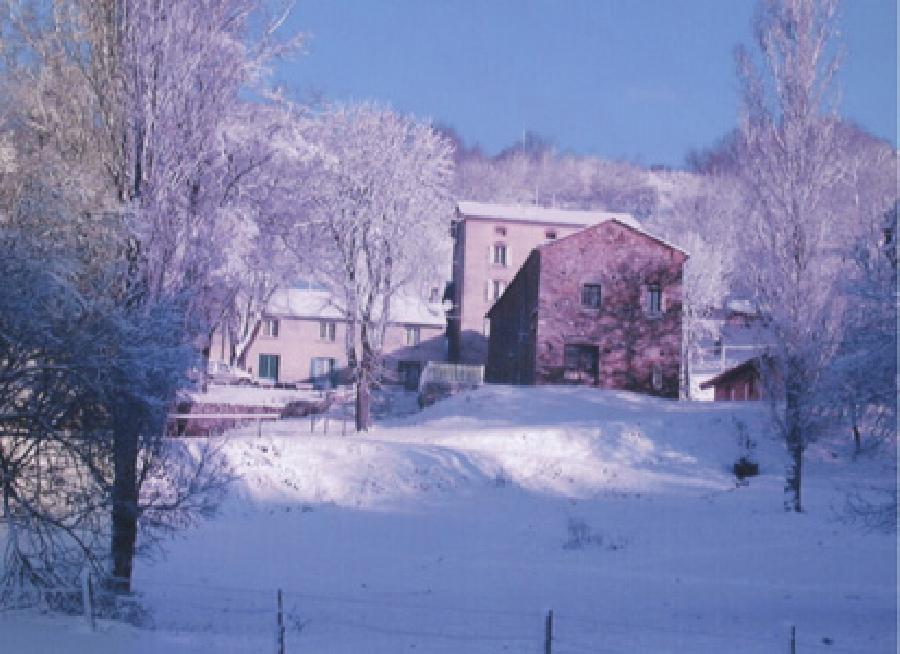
left=447, top=201, right=634, bottom=365
left=485, top=218, right=687, bottom=397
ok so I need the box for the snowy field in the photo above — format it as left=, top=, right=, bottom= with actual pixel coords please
left=3, top=385, right=896, bottom=653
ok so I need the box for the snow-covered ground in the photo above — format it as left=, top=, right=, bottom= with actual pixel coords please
left=3, top=385, right=896, bottom=653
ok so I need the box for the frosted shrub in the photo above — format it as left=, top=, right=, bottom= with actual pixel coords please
left=733, top=418, right=759, bottom=483
left=563, top=518, right=627, bottom=551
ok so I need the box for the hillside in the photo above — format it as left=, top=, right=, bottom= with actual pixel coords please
left=3, top=385, right=896, bottom=653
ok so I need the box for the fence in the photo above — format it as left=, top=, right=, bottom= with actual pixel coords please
left=167, top=412, right=281, bottom=438
left=7, top=576, right=866, bottom=654
left=418, top=362, right=484, bottom=391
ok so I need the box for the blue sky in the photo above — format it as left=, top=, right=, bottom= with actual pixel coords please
left=275, top=0, right=897, bottom=168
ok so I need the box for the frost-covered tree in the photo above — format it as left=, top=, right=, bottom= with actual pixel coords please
left=211, top=102, right=320, bottom=366
left=452, top=132, right=659, bottom=218
left=734, top=0, right=847, bottom=512
left=649, top=177, right=741, bottom=398
left=830, top=203, right=897, bottom=453
left=0, top=0, right=302, bottom=592
left=277, top=104, right=454, bottom=430
left=0, top=216, right=231, bottom=596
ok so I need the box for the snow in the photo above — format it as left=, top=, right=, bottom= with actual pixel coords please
left=457, top=200, right=637, bottom=228
left=266, top=287, right=446, bottom=326
left=4, top=385, right=895, bottom=653
left=184, top=384, right=329, bottom=407
left=458, top=199, right=689, bottom=256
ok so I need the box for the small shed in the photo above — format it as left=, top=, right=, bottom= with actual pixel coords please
left=699, top=357, right=765, bottom=401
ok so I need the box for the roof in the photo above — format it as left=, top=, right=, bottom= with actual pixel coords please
left=456, top=200, right=637, bottom=228
left=699, top=356, right=770, bottom=390
left=535, top=214, right=690, bottom=257
left=265, top=288, right=446, bottom=327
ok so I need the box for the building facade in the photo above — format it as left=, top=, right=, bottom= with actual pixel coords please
left=447, top=201, right=634, bottom=365
left=485, top=219, right=687, bottom=397
left=215, top=289, right=447, bottom=389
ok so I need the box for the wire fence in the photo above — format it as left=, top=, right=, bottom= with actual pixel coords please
left=20, top=576, right=866, bottom=654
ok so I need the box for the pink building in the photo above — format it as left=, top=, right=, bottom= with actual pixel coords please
left=215, top=289, right=447, bottom=390
left=447, top=201, right=636, bottom=364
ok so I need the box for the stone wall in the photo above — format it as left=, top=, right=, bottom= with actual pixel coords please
left=487, top=220, right=686, bottom=398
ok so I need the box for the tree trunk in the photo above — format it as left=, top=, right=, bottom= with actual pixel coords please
left=110, top=417, right=139, bottom=593
left=355, top=364, right=371, bottom=432
left=354, top=321, right=379, bottom=432
left=849, top=402, right=861, bottom=455
left=785, top=379, right=803, bottom=513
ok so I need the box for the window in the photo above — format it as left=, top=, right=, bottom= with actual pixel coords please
left=405, top=325, right=421, bottom=346
left=491, top=279, right=506, bottom=301
left=545, top=229, right=557, bottom=240
left=319, top=321, right=336, bottom=341
left=397, top=361, right=423, bottom=391
left=581, top=284, right=602, bottom=309
left=261, top=318, right=279, bottom=337
left=647, top=284, right=662, bottom=314
left=494, top=226, right=507, bottom=236
left=492, top=243, right=508, bottom=266
left=258, top=354, right=280, bottom=382
left=310, top=357, right=335, bottom=389
left=563, top=344, right=600, bottom=383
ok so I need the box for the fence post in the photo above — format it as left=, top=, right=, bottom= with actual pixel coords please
left=544, top=609, right=553, bottom=654
left=81, top=569, right=95, bottom=632
left=789, top=624, right=796, bottom=654
left=276, top=588, right=285, bottom=654
left=257, top=417, right=262, bottom=439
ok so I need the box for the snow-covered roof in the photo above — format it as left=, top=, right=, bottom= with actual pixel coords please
left=265, top=288, right=446, bottom=327
left=456, top=200, right=637, bottom=228
left=267, top=289, right=344, bottom=320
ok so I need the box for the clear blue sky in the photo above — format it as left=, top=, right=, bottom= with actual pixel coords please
left=275, top=0, right=897, bottom=168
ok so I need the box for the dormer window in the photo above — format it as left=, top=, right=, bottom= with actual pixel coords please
left=545, top=229, right=557, bottom=240
left=494, top=226, right=507, bottom=236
